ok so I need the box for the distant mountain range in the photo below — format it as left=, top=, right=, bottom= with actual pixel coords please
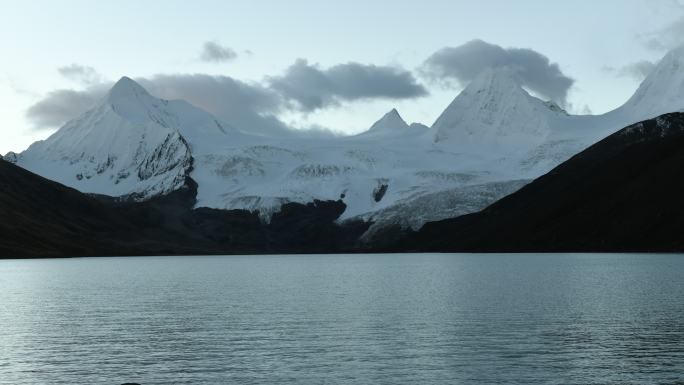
left=3, top=111, right=684, bottom=256
left=3, top=46, right=684, bottom=256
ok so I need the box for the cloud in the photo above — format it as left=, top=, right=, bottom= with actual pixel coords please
left=639, top=14, right=684, bottom=51
left=603, top=61, right=656, bottom=82
left=580, top=105, right=593, bottom=115
left=200, top=41, right=238, bottom=62
left=138, top=74, right=290, bottom=136
left=421, top=39, right=574, bottom=105
left=25, top=86, right=107, bottom=128
left=268, top=59, right=428, bottom=111
left=57, top=64, right=103, bottom=85
left=26, top=74, right=297, bottom=136
left=28, top=59, right=429, bottom=135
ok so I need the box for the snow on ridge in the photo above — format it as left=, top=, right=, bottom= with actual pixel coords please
left=619, top=45, right=684, bottom=120
left=107, top=76, right=150, bottom=101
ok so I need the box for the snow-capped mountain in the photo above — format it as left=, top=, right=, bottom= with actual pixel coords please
left=355, top=108, right=425, bottom=139
left=368, top=108, right=409, bottom=133
left=9, top=46, right=684, bottom=236
left=429, top=68, right=566, bottom=152
left=15, top=78, right=189, bottom=198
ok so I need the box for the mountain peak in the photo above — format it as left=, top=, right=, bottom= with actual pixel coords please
left=102, top=76, right=160, bottom=122
left=368, top=108, right=410, bottom=133
left=430, top=67, right=555, bottom=147
left=106, top=76, right=151, bottom=103
left=379, top=108, right=404, bottom=122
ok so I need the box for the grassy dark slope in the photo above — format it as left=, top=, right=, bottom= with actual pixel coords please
left=0, top=160, right=369, bottom=258
left=401, top=112, right=684, bottom=252
left=0, top=160, right=137, bottom=257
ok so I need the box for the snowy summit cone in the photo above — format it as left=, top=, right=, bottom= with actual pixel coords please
left=368, top=109, right=410, bottom=133
left=103, top=77, right=160, bottom=122
left=430, top=68, right=563, bottom=149
left=354, top=108, right=419, bottom=139
left=107, top=76, right=151, bottom=101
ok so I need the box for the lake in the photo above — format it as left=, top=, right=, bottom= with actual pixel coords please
left=0, top=253, right=683, bottom=384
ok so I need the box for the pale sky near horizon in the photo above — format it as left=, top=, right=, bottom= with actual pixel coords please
left=1, top=0, right=683, bottom=154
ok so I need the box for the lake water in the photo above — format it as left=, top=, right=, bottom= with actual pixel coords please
left=0, top=253, right=683, bottom=384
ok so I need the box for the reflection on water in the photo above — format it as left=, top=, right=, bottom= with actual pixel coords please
left=0, top=253, right=683, bottom=384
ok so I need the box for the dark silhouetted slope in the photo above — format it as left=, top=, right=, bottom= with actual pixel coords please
left=403, top=113, right=684, bottom=252
left=0, top=160, right=369, bottom=258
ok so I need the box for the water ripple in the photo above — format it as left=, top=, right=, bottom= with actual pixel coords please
left=0, top=253, right=683, bottom=384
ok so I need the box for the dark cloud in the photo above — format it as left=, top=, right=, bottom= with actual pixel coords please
left=138, top=74, right=290, bottom=136
left=57, top=64, right=102, bottom=85
left=421, top=39, right=574, bottom=105
left=26, top=74, right=295, bottom=136
left=200, top=41, right=238, bottom=62
left=28, top=59, right=428, bottom=134
left=268, top=59, right=428, bottom=111
left=26, top=87, right=107, bottom=128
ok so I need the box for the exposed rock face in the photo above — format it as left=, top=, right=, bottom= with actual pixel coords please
left=372, top=183, right=388, bottom=202
left=2, top=152, right=17, bottom=163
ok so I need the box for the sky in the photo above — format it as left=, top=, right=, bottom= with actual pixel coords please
left=1, top=0, right=684, bottom=154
